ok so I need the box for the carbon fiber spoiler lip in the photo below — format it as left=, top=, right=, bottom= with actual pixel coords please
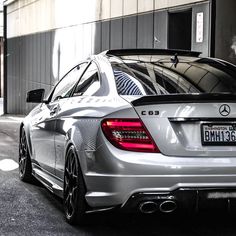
left=131, top=94, right=236, bottom=106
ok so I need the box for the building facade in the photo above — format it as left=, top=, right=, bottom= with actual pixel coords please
left=4, top=0, right=236, bottom=114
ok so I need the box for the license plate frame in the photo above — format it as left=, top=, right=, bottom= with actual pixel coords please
left=201, top=123, right=236, bottom=146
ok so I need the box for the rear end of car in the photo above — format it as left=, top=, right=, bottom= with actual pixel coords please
left=86, top=50, right=236, bottom=214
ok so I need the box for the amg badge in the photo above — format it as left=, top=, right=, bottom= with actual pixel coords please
left=141, top=110, right=159, bottom=116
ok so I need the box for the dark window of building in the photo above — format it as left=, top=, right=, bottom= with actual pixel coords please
left=168, top=10, right=192, bottom=50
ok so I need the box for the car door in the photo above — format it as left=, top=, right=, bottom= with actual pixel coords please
left=54, top=61, right=101, bottom=180
left=30, top=62, right=88, bottom=174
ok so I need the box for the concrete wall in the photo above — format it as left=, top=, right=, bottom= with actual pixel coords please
left=5, top=0, right=209, bottom=114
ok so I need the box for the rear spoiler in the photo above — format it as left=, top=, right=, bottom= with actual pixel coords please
left=131, top=94, right=236, bottom=106
left=102, top=49, right=201, bottom=57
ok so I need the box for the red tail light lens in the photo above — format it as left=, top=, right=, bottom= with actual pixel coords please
left=101, top=119, right=159, bottom=153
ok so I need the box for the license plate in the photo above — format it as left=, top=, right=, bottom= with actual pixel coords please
left=201, top=123, right=236, bottom=145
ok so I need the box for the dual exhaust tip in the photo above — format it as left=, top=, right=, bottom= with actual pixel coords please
left=139, top=200, right=177, bottom=214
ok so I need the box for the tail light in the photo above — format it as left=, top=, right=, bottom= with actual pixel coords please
left=101, top=119, right=160, bottom=153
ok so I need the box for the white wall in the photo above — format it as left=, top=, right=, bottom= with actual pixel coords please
left=6, top=0, right=206, bottom=38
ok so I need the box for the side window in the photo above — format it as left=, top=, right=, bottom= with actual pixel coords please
left=50, top=62, right=88, bottom=102
left=73, top=62, right=100, bottom=96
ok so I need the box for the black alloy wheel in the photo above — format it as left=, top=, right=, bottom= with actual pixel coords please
left=64, top=145, right=87, bottom=225
left=19, top=128, right=32, bottom=182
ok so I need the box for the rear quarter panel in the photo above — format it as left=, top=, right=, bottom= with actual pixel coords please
left=54, top=95, right=138, bottom=180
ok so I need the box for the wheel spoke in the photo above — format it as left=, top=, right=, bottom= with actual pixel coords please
left=65, top=167, right=69, bottom=174
left=19, top=161, right=23, bottom=173
left=19, top=148, right=23, bottom=156
left=21, top=160, right=25, bottom=173
left=70, top=194, right=75, bottom=214
left=65, top=194, right=72, bottom=215
left=70, top=156, right=74, bottom=174
left=71, top=186, right=78, bottom=202
left=64, top=178, right=69, bottom=193
left=68, top=155, right=72, bottom=173
left=65, top=193, right=70, bottom=206
left=72, top=174, right=78, bottom=181
left=22, top=158, right=26, bottom=169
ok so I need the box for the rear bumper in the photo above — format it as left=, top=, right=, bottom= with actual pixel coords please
left=84, top=134, right=236, bottom=209
left=84, top=173, right=236, bottom=208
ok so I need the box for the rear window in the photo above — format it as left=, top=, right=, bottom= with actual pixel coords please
left=111, top=57, right=236, bottom=95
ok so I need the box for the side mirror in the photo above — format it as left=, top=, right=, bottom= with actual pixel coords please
left=26, top=89, right=45, bottom=103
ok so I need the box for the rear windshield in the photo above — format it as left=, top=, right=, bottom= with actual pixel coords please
left=111, top=57, right=236, bottom=95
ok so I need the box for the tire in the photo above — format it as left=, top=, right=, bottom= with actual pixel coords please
left=64, top=145, right=87, bottom=225
left=19, top=127, right=33, bottom=182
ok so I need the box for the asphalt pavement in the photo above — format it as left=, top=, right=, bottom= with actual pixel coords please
left=0, top=114, right=236, bottom=235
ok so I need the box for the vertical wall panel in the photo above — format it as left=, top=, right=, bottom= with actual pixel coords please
left=110, top=19, right=123, bottom=49
left=25, top=36, right=29, bottom=97
left=32, top=34, right=37, bottom=83
left=25, top=77, right=30, bottom=113
left=25, top=37, right=28, bottom=113
left=138, top=0, right=154, bottom=13
left=154, top=11, right=168, bottom=49
left=124, top=0, right=137, bottom=15
left=111, top=0, right=123, bottom=18
left=83, top=24, right=92, bottom=58
left=45, top=31, right=51, bottom=86
left=123, top=16, right=137, bottom=49
left=19, top=37, right=23, bottom=113
left=101, top=21, right=110, bottom=51
left=36, top=32, right=41, bottom=85
left=40, top=32, right=46, bottom=85
left=137, top=13, right=154, bottom=48
left=28, top=35, right=33, bottom=86
left=93, top=22, right=101, bottom=54
left=12, top=38, right=17, bottom=113
left=10, top=38, right=15, bottom=114
left=7, top=39, right=12, bottom=113
left=15, top=38, right=20, bottom=114
left=21, top=36, right=26, bottom=114
left=50, top=30, right=56, bottom=87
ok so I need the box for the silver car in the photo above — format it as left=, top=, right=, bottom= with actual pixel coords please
left=19, top=49, right=236, bottom=224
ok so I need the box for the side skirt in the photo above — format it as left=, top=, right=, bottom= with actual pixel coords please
left=32, top=165, right=63, bottom=198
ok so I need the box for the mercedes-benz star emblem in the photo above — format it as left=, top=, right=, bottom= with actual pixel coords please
left=219, top=104, right=231, bottom=116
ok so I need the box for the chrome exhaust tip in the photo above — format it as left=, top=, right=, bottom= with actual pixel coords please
left=139, top=201, right=158, bottom=214
left=159, top=200, right=177, bottom=213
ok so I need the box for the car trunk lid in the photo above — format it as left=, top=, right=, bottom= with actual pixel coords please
left=131, top=94, right=236, bottom=157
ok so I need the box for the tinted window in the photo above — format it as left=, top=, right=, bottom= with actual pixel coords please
left=73, top=62, right=100, bottom=96
left=111, top=57, right=236, bottom=95
left=51, top=62, right=88, bottom=102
